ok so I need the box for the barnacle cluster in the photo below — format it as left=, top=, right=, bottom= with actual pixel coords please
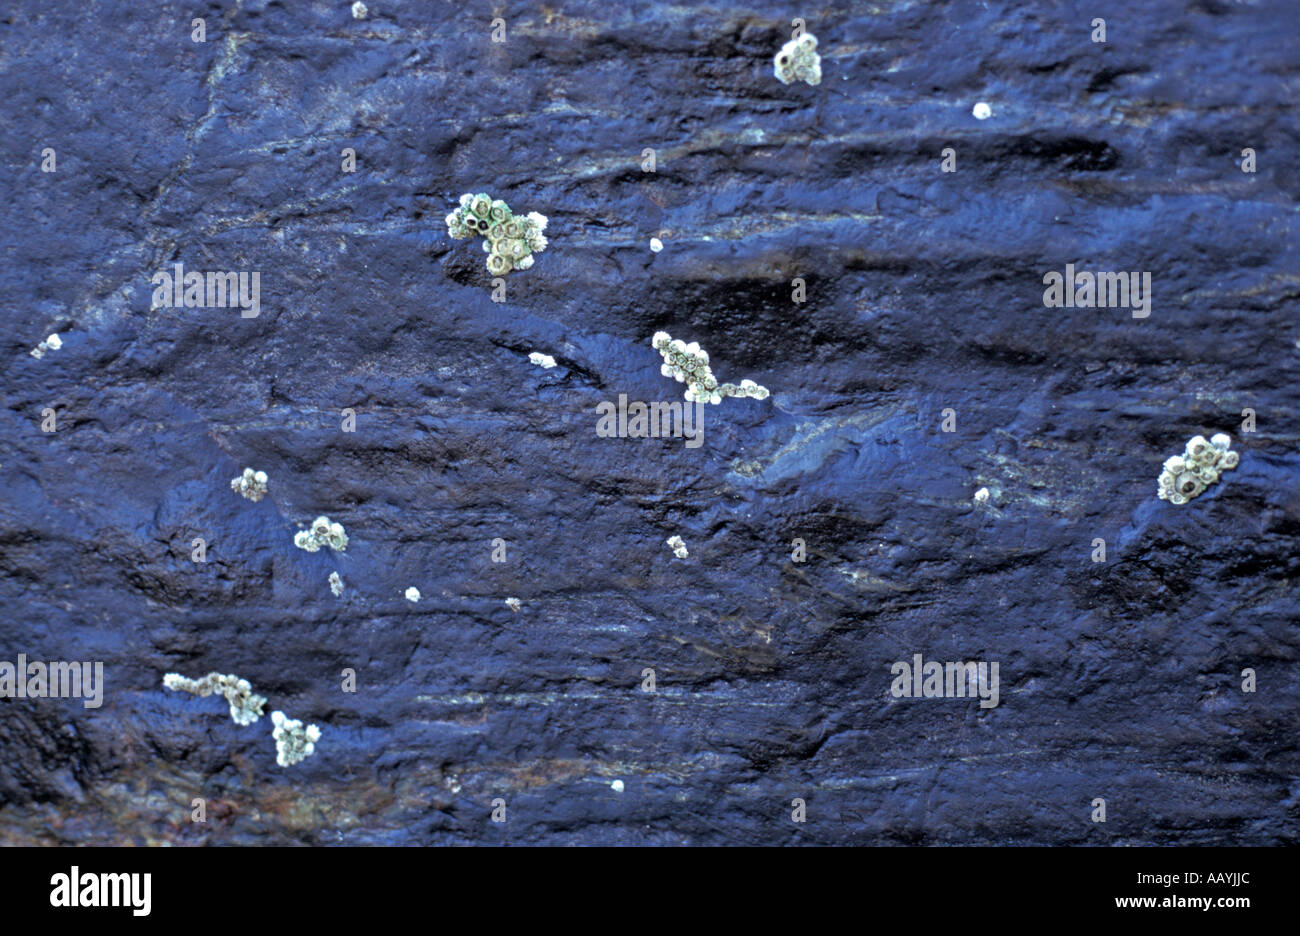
left=774, top=33, right=821, bottom=86
left=231, top=467, right=269, bottom=502
left=163, top=671, right=267, bottom=726
left=445, top=192, right=548, bottom=275
left=651, top=331, right=770, bottom=405
left=294, top=515, right=348, bottom=553
left=271, top=710, right=321, bottom=767
left=1157, top=433, right=1240, bottom=505
left=164, top=673, right=321, bottom=767
left=666, top=535, right=689, bottom=559
left=30, top=333, right=62, bottom=359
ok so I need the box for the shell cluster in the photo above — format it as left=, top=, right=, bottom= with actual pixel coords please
left=294, top=515, right=348, bottom=552
left=1157, top=433, right=1240, bottom=505
left=271, top=710, right=321, bottom=767
left=231, top=467, right=269, bottom=502
left=163, top=673, right=320, bottom=767
left=651, top=331, right=770, bottom=405
left=446, top=192, right=548, bottom=275
left=163, top=671, right=267, bottom=726
left=30, top=333, right=62, bottom=359
left=774, top=33, right=821, bottom=86
left=666, top=535, right=689, bottom=559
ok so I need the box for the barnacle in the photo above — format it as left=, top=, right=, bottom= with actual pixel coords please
left=1174, top=472, right=1201, bottom=497
left=163, top=671, right=267, bottom=727
left=445, top=193, right=548, bottom=275
left=271, top=710, right=321, bottom=768
left=231, top=467, right=269, bottom=502
left=651, top=332, right=769, bottom=406
left=775, top=31, right=823, bottom=86
left=295, top=515, right=348, bottom=552
left=1157, top=433, right=1241, bottom=504
left=31, top=333, right=63, bottom=358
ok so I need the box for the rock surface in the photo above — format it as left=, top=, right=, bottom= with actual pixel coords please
left=1, top=0, right=1297, bottom=845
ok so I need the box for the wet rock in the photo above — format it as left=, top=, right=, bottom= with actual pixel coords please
left=1, top=0, right=1297, bottom=844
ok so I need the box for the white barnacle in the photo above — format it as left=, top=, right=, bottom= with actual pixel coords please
left=1159, top=432, right=1240, bottom=504
left=272, top=710, right=321, bottom=768
left=775, top=32, right=822, bottom=86
left=446, top=196, right=546, bottom=274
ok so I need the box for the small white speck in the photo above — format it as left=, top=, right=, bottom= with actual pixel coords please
left=405, top=586, right=420, bottom=602
left=528, top=351, right=557, bottom=369
left=611, top=779, right=625, bottom=793
left=974, top=487, right=990, bottom=504
left=351, top=1, right=368, bottom=19
left=650, top=237, right=664, bottom=253
left=505, top=596, right=522, bottom=612
left=973, top=102, right=992, bottom=120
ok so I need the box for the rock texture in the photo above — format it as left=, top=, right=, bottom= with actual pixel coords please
left=1, top=0, right=1298, bottom=845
